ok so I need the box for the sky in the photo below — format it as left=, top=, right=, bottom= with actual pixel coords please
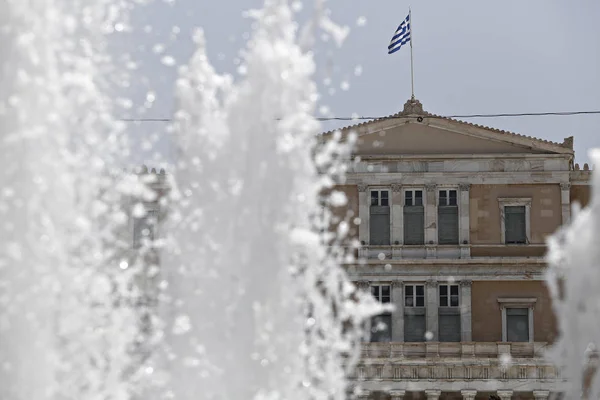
left=114, top=0, right=600, bottom=167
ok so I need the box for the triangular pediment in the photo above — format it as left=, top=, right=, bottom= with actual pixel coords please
left=322, top=99, right=573, bottom=157
left=355, top=121, right=550, bottom=156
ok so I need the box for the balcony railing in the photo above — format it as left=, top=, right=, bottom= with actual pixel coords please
left=360, top=341, right=549, bottom=359
left=353, top=342, right=560, bottom=385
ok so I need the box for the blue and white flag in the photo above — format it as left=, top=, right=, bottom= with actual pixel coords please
left=388, top=14, right=411, bottom=54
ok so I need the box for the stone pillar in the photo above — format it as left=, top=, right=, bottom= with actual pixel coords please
left=391, top=184, right=403, bottom=259
left=461, top=390, right=477, bottom=400
left=533, top=390, right=549, bottom=400
left=425, top=389, right=441, bottom=400
left=425, top=184, right=437, bottom=258
left=358, top=184, right=369, bottom=256
left=389, top=390, right=406, bottom=400
left=459, top=183, right=471, bottom=258
left=391, top=280, right=404, bottom=342
left=426, top=279, right=438, bottom=341
left=496, top=390, right=513, bottom=400
left=460, top=280, right=473, bottom=342
left=560, top=183, right=571, bottom=225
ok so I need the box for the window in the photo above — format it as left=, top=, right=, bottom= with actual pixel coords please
left=439, top=284, right=459, bottom=307
left=370, top=284, right=391, bottom=342
left=371, top=284, right=391, bottom=304
left=404, top=284, right=426, bottom=342
left=439, top=189, right=457, bottom=206
left=498, top=298, right=536, bottom=343
left=404, top=189, right=424, bottom=245
left=505, top=206, right=526, bottom=244
left=133, top=209, right=158, bottom=248
left=404, top=284, right=425, bottom=307
left=498, top=198, right=531, bottom=245
left=371, top=190, right=389, bottom=206
left=438, top=284, right=461, bottom=342
left=438, top=189, right=459, bottom=245
left=370, top=189, right=390, bottom=245
left=506, top=308, right=529, bottom=342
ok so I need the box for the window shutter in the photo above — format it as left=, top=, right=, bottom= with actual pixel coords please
left=438, top=206, right=459, bottom=244
left=506, top=308, right=529, bottom=342
left=369, top=206, right=390, bottom=245
left=438, top=308, right=461, bottom=342
left=404, top=206, right=424, bottom=245
left=505, top=206, right=526, bottom=244
left=404, top=308, right=426, bottom=342
left=370, top=314, right=392, bottom=342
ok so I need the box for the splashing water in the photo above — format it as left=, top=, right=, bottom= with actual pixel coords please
left=160, top=2, right=376, bottom=399
left=0, top=0, right=377, bottom=399
left=0, top=1, right=144, bottom=398
left=547, top=150, right=600, bottom=399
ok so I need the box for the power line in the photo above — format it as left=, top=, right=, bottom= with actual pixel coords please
left=118, top=109, right=600, bottom=123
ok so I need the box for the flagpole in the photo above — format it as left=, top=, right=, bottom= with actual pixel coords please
left=409, top=6, right=415, bottom=100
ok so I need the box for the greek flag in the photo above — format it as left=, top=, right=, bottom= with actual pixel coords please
left=388, top=14, right=411, bottom=54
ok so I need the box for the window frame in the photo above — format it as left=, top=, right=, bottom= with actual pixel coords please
left=404, top=188, right=424, bottom=207
left=371, top=283, right=392, bottom=305
left=498, top=297, right=536, bottom=343
left=404, top=284, right=426, bottom=308
left=438, top=188, right=458, bottom=206
left=498, top=197, right=532, bottom=245
left=438, top=284, right=460, bottom=307
left=370, top=189, right=390, bottom=207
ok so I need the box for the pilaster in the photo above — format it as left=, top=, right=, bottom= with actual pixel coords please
left=425, top=184, right=437, bottom=256
left=533, top=390, right=550, bottom=400
left=391, top=184, right=403, bottom=253
left=460, top=280, right=473, bottom=342
left=389, top=390, right=406, bottom=400
left=425, top=389, right=441, bottom=400
left=461, top=390, right=477, bottom=400
left=391, top=280, right=404, bottom=342
left=426, top=279, right=438, bottom=341
left=358, top=184, right=369, bottom=250
left=459, top=183, right=471, bottom=258
left=560, top=182, right=571, bottom=225
left=496, top=390, right=513, bottom=400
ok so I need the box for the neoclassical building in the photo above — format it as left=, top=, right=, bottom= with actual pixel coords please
left=324, top=98, right=593, bottom=400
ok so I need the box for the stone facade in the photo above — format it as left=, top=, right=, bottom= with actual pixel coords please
left=326, top=98, right=593, bottom=399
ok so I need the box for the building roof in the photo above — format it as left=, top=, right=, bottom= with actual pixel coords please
left=322, top=98, right=574, bottom=155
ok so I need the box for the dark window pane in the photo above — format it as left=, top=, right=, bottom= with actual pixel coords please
left=371, top=286, right=379, bottom=299
left=405, top=191, right=413, bottom=206
left=382, top=285, right=390, bottom=297
left=440, top=295, right=448, bottom=307
left=415, top=285, right=424, bottom=296
left=506, top=308, right=529, bottom=342
left=415, top=295, right=425, bottom=307
left=415, top=190, right=423, bottom=206
left=450, top=295, right=459, bottom=307
left=371, top=191, right=379, bottom=206
left=505, top=206, right=526, bottom=244
left=439, top=190, right=447, bottom=205
left=450, top=285, right=459, bottom=296
left=405, top=285, right=413, bottom=296
left=440, top=285, right=448, bottom=296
